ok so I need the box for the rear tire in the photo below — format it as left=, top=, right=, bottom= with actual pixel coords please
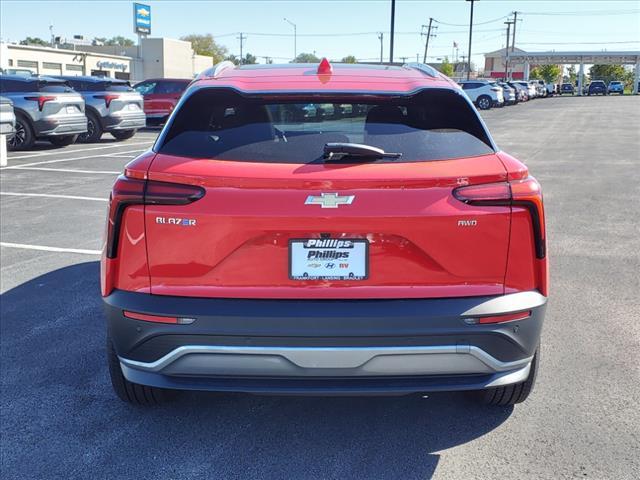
left=77, top=111, right=103, bottom=143
left=107, top=337, right=172, bottom=406
left=477, top=95, right=492, bottom=110
left=111, top=129, right=137, bottom=141
left=473, top=348, right=539, bottom=406
left=7, top=114, right=35, bottom=151
left=49, top=135, right=78, bottom=147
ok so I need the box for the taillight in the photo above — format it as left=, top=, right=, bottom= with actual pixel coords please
left=25, top=95, right=56, bottom=111
left=454, top=178, right=546, bottom=259
left=106, top=176, right=205, bottom=258
left=95, top=94, right=120, bottom=108
left=491, top=87, right=501, bottom=92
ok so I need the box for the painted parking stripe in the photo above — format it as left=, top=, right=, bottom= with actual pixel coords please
left=8, top=167, right=121, bottom=174
left=0, top=242, right=101, bottom=255
left=1, top=192, right=108, bottom=202
left=1, top=148, right=146, bottom=169
left=7, top=141, right=153, bottom=160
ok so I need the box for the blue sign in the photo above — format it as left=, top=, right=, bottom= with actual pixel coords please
left=133, top=3, right=151, bottom=35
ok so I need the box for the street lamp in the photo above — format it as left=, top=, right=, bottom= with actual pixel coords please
left=283, top=18, right=297, bottom=61
left=466, top=0, right=477, bottom=80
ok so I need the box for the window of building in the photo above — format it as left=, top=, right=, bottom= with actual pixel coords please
left=114, top=72, right=130, bottom=80
left=66, top=64, right=83, bottom=72
left=91, top=70, right=110, bottom=77
left=42, top=62, right=62, bottom=70
left=17, top=60, right=38, bottom=69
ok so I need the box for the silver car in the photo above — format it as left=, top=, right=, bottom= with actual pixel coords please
left=56, top=76, right=145, bottom=142
left=0, top=96, right=16, bottom=135
left=0, top=75, right=86, bottom=150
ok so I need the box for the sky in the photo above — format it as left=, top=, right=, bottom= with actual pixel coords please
left=1, top=0, right=639, bottom=66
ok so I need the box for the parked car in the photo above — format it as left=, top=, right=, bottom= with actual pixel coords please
left=0, top=96, right=16, bottom=136
left=607, top=81, right=624, bottom=95
left=582, top=83, right=590, bottom=95
left=515, top=81, right=537, bottom=99
left=133, top=78, right=191, bottom=126
left=507, top=81, right=529, bottom=102
left=103, top=60, right=547, bottom=407
left=588, top=80, right=607, bottom=96
left=559, top=83, right=574, bottom=95
left=0, top=74, right=86, bottom=150
left=54, top=76, right=146, bottom=142
left=497, top=82, right=517, bottom=105
left=530, top=80, right=547, bottom=98
left=458, top=80, right=504, bottom=109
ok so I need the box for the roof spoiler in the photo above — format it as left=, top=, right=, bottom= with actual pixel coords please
left=194, top=60, right=237, bottom=81
left=402, top=62, right=441, bottom=78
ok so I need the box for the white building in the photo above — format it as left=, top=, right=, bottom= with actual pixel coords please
left=0, top=37, right=213, bottom=82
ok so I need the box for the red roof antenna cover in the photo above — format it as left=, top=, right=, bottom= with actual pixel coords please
left=317, top=58, right=333, bottom=75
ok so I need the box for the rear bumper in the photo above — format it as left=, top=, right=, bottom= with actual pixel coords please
left=102, top=112, right=146, bottom=131
left=34, top=116, right=87, bottom=136
left=104, top=290, right=546, bottom=394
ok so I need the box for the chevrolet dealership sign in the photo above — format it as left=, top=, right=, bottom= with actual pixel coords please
left=133, top=3, right=151, bottom=35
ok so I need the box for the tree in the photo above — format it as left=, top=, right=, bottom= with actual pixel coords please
left=19, top=37, right=48, bottom=46
left=529, top=65, right=561, bottom=83
left=589, top=64, right=627, bottom=85
left=104, top=36, right=134, bottom=47
left=244, top=53, right=257, bottom=65
left=181, top=34, right=228, bottom=63
left=292, top=52, right=320, bottom=63
left=340, top=55, right=357, bottom=64
left=438, top=57, right=454, bottom=77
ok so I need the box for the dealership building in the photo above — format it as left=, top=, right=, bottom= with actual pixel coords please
left=0, top=37, right=213, bottom=82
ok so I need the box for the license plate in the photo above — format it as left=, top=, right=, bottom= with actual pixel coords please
left=289, top=238, right=368, bottom=280
left=66, top=106, right=76, bottom=113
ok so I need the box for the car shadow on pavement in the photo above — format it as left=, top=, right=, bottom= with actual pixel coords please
left=0, top=261, right=513, bottom=480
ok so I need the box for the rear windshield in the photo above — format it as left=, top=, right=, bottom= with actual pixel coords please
left=157, top=88, right=494, bottom=163
left=66, top=80, right=132, bottom=92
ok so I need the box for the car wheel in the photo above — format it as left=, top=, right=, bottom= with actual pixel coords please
left=49, top=135, right=79, bottom=147
left=477, top=95, right=492, bottom=110
left=77, top=111, right=103, bottom=143
left=107, top=337, right=173, bottom=406
left=111, top=129, right=137, bottom=141
left=7, top=114, right=35, bottom=151
left=472, top=347, right=539, bottom=406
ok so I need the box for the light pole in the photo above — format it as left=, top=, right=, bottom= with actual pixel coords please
left=284, top=18, right=297, bottom=61
left=389, top=0, right=396, bottom=63
left=466, top=0, right=477, bottom=80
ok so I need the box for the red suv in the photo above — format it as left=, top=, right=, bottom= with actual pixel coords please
left=103, top=60, right=547, bottom=406
left=133, top=78, right=190, bottom=126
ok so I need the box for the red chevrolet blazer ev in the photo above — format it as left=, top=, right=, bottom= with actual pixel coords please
left=102, top=60, right=548, bottom=406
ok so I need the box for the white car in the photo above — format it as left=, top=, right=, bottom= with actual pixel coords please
left=458, top=80, right=504, bottom=110
left=515, top=81, right=537, bottom=99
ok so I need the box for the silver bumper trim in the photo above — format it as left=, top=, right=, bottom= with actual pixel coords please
left=120, top=344, right=533, bottom=378
left=461, top=291, right=547, bottom=317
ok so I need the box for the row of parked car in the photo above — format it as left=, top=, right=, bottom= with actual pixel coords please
left=558, top=80, right=624, bottom=96
left=0, top=74, right=191, bottom=151
left=457, top=79, right=554, bottom=110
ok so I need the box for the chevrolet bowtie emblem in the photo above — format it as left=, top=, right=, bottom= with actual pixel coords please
left=305, top=193, right=355, bottom=208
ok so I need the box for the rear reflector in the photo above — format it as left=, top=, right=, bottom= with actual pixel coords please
left=123, top=311, right=196, bottom=325
left=123, top=311, right=178, bottom=324
left=477, top=310, right=531, bottom=324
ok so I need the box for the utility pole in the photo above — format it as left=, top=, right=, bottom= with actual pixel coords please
left=421, top=18, right=437, bottom=64
left=261, top=56, right=272, bottom=64
left=504, top=20, right=514, bottom=80
left=378, top=32, right=384, bottom=63
left=512, top=11, right=519, bottom=53
left=390, top=0, right=396, bottom=63
left=465, top=0, right=476, bottom=80
left=400, top=56, right=409, bottom=63
left=284, top=18, right=297, bottom=61
left=237, top=33, right=247, bottom=64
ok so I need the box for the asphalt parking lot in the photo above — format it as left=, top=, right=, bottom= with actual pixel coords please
left=1, top=96, right=639, bottom=479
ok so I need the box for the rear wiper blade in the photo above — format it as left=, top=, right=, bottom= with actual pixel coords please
left=323, top=142, right=402, bottom=160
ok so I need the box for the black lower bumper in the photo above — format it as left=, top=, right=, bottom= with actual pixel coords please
left=104, top=290, right=545, bottom=393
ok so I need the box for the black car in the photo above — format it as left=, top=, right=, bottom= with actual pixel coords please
left=559, top=83, right=574, bottom=95
left=588, top=81, right=607, bottom=96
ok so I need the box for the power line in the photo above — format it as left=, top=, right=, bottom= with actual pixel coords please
left=521, top=9, right=640, bottom=16
left=434, top=14, right=509, bottom=27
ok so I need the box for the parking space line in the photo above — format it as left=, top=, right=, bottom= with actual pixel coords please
left=1, top=148, right=146, bottom=169
left=8, top=167, right=121, bottom=175
left=0, top=242, right=101, bottom=255
left=1, top=192, right=108, bottom=202
left=7, top=141, right=154, bottom=160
